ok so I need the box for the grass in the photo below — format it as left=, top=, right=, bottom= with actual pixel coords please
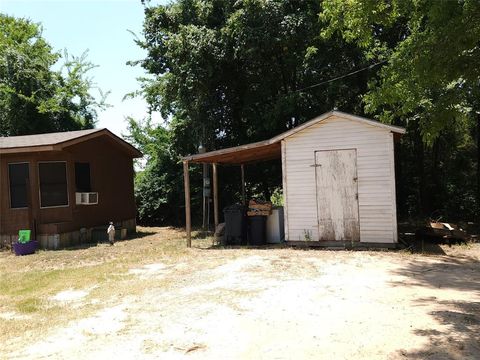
left=0, top=226, right=213, bottom=344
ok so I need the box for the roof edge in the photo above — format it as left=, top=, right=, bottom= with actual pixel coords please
left=182, top=139, right=272, bottom=162
left=0, top=128, right=143, bottom=158
left=59, top=129, right=143, bottom=158
left=271, top=110, right=405, bottom=142
left=182, top=110, right=406, bottom=162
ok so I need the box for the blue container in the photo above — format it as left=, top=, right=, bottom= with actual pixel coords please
left=14, top=240, right=38, bottom=256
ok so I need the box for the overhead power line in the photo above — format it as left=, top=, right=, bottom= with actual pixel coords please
left=292, top=59, right=388, bottom=94
left=245, top=59, right=388, bottom=108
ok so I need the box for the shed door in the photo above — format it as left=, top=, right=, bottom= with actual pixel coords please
left=315, top=149, right=360, bottom=241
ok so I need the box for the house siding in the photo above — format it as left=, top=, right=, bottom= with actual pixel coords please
left=283, top=114, right=397, bottom=243
left=0, top=135, right=137, bottom=247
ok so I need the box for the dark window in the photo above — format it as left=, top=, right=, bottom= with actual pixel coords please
left=75, top=163, right=91, bottom=192
left=9, top=163, right=29, bottom=208
left=39, top=162, right=68, bottom=207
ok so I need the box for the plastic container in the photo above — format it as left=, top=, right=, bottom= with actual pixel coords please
left=18, top=230, right=31, bottom=244
left=248, top=216, right=266, bottom=245
left=223, top=205, right=247, bottom=245
left=14, top=240, right=38, bottom=256
left=266, top=207, right=285, bottom=243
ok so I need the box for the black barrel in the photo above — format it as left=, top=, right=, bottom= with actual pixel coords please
left=223, top=205, right=247, bottom=245
left=248, top=216, right=266, bottom=245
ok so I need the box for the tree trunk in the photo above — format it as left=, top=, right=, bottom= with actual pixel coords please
left=414, top=123, right=428, bottom=217
left=431, top=139, right=441, bottom=213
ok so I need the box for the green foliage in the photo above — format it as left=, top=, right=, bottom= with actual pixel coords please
left=270, top=187, right=284, bottom=207
left=132, top=0, right=375, bottom=223
left=321, top=0, right=480, bottom=142
left=136, top=0, right=371, bottom=155
left=0, top=14, right=108, bottom=136
left=125, top=117, right=186, bottom=225
left=132, top=0, right=479, bottom=224
left=321, top=0, right=480, bottom=219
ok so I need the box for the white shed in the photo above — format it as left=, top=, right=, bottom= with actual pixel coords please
left=182, top=110, right=406, bottom=248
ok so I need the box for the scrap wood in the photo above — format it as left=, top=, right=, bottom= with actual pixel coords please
left=416, top=220, right=471, bottom=242
left=248, top=199, right=272, bottom=211
left=185, top=344, right=206, bottom=354
left=247, top=210, right=271, bottom=216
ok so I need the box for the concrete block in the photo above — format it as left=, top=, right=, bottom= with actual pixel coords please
left=48, top=234, right=59, bottom=250
left=38, top=235, right=48, bottom=249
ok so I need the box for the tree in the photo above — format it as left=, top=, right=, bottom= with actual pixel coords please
left=0, top=14, right=108, bottom=136
left=322, top=0, right=479, bottom=137
left=135, top=0, right=371, bottom=154
left=321, top=0, right=480, bottom=219
left=124, top=117, right=187, bottom=225
left=131, top=0, right=376, bottom=223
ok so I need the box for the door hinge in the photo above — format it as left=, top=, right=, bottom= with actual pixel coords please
left=310, top=164, right=322, bottom=167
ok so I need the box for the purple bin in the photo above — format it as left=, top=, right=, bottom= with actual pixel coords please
left=13, top=240, right=39, bottom=256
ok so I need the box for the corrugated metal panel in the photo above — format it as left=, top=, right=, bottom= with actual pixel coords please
left=284, top=115, right=397, bottom=243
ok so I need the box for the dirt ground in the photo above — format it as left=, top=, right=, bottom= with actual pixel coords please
left=1, top=229, right=479, bottom=359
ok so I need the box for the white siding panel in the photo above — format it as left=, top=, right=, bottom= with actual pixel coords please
left=284, top=115, right=397, bottom=243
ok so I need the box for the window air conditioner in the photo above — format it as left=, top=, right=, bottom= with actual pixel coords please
left=75, top=192, right=98, bottom=205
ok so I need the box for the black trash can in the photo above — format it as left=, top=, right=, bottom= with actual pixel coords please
left=248, top=216, right=266, bottom=246
left=223, top=205, right=247, bottom=245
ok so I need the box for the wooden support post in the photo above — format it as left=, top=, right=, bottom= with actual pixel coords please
left=213, top=163, right=219, bottom=231
left=183, top=161, right=191, bottom=247
left=241, top=164, right=246, bottom=205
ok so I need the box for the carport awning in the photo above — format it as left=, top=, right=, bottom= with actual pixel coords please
left=182, top=140, right=281, bottom=165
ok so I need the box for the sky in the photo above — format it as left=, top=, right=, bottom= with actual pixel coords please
left=1, top=0, right=168, bottom=136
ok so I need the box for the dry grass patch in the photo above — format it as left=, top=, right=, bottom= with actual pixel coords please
left=0, top=227, right=211, bottom=344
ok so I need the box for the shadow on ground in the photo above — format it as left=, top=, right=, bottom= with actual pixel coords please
left=63, top=230, right=157, bottom=251
left=391, top=252, right=480, bottom=359
left=397, top=299, right=480, bottom=359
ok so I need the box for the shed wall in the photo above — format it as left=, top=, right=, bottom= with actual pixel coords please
left=283, top=115, right=397, bottom=243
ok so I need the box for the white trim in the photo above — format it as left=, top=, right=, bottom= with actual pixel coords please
left=281, top=140, right=289, bottom=241
left=271, top=111, right=405, bottom=143
left=37, top=161, right=70, bottom=209
left=7, top=161, right=30, bottom=210
left=389, top=133, right=399, bottom=243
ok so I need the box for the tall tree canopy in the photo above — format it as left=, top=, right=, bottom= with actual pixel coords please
left=134, top=0, right=372, bottom=155
left=130, top=0, right=377, bottom=224
left=321, top=0, right=480, bottom=140
left=132, top=0, right=479, bottom=225
left=321, top=0, right=480, bottom=218
left=0, top=14, right=108, bottom=136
